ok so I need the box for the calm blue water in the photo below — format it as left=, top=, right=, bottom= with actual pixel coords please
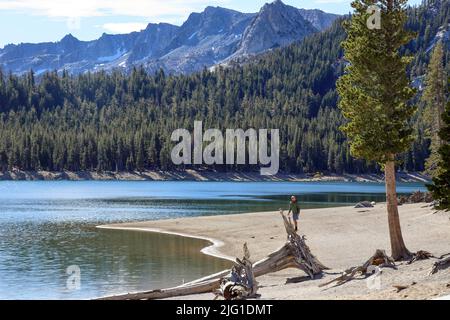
left=0, top=181, right=426, bottom=299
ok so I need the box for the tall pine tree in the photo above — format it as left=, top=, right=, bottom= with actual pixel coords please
left=423, top=41, right=447, bottom=178
left=337, top=0, right=416, bottom=260
left=427, top=80, right=450, bottom=211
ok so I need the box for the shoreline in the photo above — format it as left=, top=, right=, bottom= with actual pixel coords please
left=97, top=225, right=235, bottom=262
left=0, top=169, right=430, bottom=183
left=99, top=203, right=450, bottom=300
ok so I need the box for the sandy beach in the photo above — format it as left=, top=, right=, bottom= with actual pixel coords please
left=99, top=203, right=450, bottom=300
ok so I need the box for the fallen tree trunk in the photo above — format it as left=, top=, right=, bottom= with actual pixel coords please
left=101, top=277, right=223, bottom=300
left=100, top=210, right=327, bottom=300
left=253, top=210, right=328, bottom=278
left=319, top=249, right=396, bottom=288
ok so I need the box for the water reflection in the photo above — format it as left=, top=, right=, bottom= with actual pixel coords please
left=0, top=225, right=230, bottom=300
left=0, top=181, right=425, bottom=299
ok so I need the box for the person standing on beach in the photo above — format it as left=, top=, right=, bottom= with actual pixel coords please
left=288, top=196, right=300, bottom=232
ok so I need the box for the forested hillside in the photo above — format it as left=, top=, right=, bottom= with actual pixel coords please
left=0, top=0, right=448, bottom=174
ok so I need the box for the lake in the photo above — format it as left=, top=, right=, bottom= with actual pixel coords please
left=0, top=180, right=426, bottom=299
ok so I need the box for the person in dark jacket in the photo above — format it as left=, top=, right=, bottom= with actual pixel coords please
left=288, top=195, right=300, bottom=232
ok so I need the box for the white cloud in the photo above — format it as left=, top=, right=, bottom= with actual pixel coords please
left=0, top=0, right=231, bottom=18
left=102, top=22, right=148, bottom=34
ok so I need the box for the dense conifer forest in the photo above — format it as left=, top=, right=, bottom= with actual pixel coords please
left=0, top=0, right=448, bottom=174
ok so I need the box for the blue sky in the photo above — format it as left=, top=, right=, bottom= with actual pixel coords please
left=0, top=0, right=423, bottom=48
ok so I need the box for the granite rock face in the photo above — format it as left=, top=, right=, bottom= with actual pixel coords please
left=0, top=1, right=340, bottom=75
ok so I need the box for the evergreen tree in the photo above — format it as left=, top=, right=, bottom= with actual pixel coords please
left=427, top=80, right=450, bottom=211
left=423, top=41, right=447, bottom=177
left=337, top=0, right=416, bottom=260
left=0, top=0, right=447, bottom=176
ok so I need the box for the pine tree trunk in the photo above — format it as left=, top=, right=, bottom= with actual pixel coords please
left=385, top=159, right=411, bottom=261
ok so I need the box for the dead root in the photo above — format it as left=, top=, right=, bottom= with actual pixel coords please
left=430, top=256, right=450, bottom=275
left=319, top=249, right=395, bottom=288
left=408, top=250, right=435, bottom=264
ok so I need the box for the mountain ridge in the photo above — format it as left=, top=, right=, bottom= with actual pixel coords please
left=0, top=1, right=339, bottom=75
left=0, top=0, right=448, bottom=175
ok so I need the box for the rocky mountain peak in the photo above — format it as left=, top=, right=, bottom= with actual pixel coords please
left=60, top=34, right=79, bottom=44
left=262, top=0, right=284, bottom=9
left=58, top=33, right=81, bottom=52
left=0, top=2, right=340, bottom=75
left=235, top=0, right=317, bottom=55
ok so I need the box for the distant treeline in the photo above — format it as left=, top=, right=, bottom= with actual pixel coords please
left=0, top=0, right=448, bottom=173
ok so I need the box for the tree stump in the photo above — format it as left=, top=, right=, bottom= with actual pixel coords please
left=216, top=243, right=258, bottom=300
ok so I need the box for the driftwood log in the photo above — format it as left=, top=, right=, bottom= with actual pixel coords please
left=216, top=243, right=258, bottom=300
left=319, top=249, right=396, bottom=288
left=430, top=256, right=450, bottom=275
left=100, top=210, right=327, bottom=300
